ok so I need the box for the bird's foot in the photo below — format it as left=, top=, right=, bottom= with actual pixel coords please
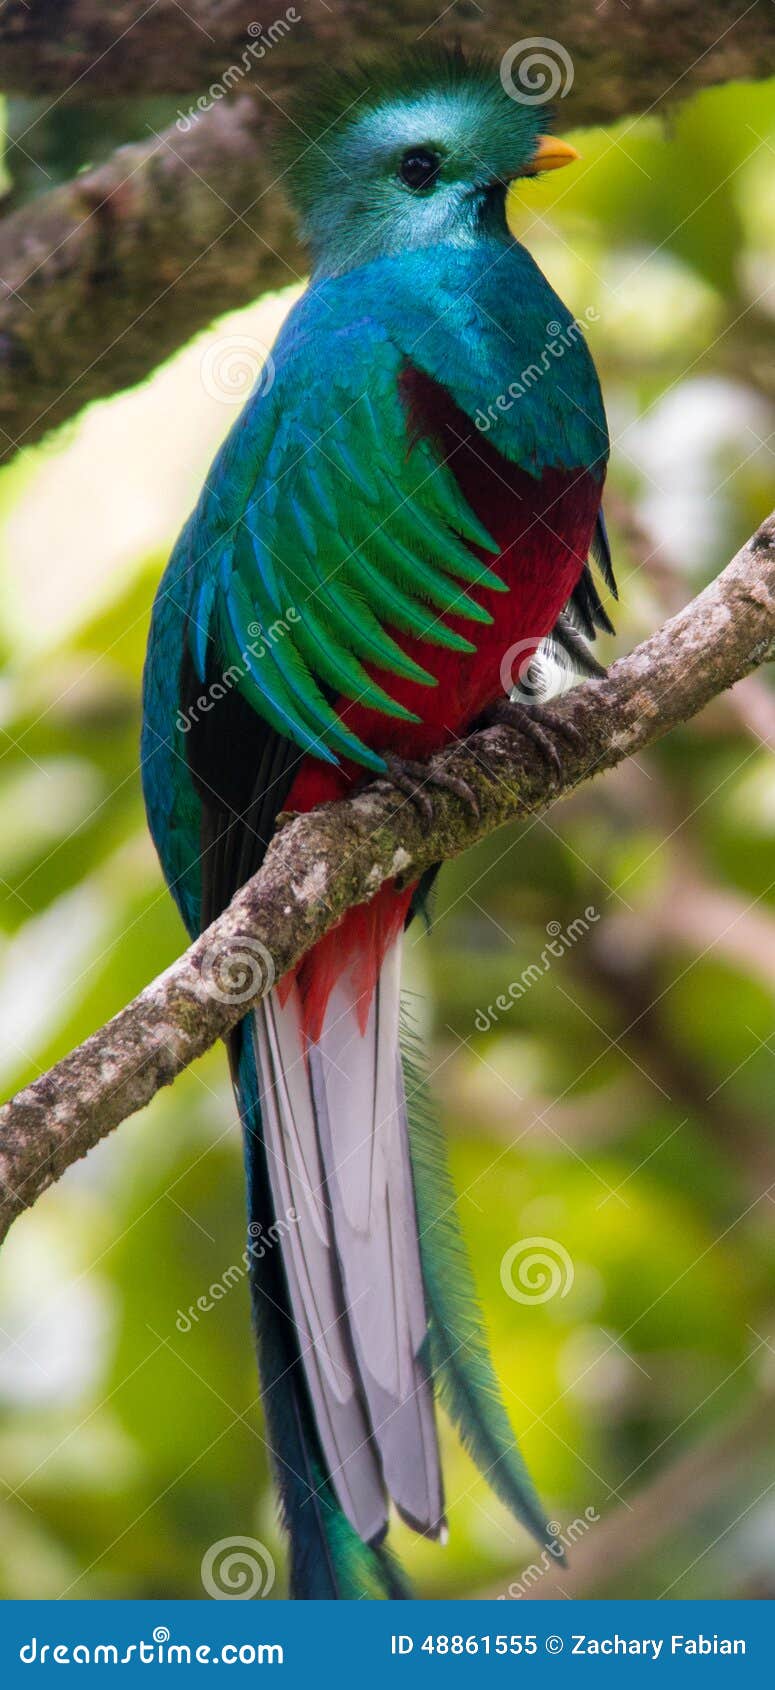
left=479, top=697, right=583, bottom=788
left=371, top=752, right=480, bottom=824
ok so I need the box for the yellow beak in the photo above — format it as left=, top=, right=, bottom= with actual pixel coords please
left=524, top=134, right=580, bottom=175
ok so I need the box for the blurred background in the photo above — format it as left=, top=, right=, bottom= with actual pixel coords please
left=1, top=75, right=775, bottom=1601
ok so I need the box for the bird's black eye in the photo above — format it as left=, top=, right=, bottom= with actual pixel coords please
left=398, top=147, right=441, bottom=192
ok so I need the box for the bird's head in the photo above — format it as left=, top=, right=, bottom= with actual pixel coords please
left=276, top=46, right=579, bottom=276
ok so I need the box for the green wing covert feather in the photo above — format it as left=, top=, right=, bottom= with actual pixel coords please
left=190, top=316, right=501, bottom=772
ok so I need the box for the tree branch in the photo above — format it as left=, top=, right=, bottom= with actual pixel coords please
left=0, top=95, right=301, bottom=461
left=1, top=512, right=774, bottom=1245
left=2, top=1, right=773, bottom=458
left=2, top=1, right=773, bottom=102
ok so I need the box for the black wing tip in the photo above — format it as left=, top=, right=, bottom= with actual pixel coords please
left=591, top=507, right=619, bottom=600
left=395, top=1504, right=449, bottom=1542
left=551, top=612, right=608, bottom=680
left=570, top=507, right=618, bottom=642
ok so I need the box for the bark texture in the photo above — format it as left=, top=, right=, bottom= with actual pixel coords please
left=1, top=1, right=772, bottom=104
left=0, top=95, right=302, bottom=457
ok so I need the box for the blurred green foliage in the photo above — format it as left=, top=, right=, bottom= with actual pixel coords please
left=1, top=78, right=775, bottom=1601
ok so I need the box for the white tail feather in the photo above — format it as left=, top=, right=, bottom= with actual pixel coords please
left=252, top=932, right=444, bottom=1542
left=252, top=993, right=387, bottom=1543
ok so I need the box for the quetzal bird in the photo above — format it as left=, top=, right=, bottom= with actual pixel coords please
left=141, top=48, right=614, bottom=1599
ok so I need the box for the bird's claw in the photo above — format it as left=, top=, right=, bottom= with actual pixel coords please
left=372, top=753, right=480, bottom=823
left=480, top=698, right=583, bottom=787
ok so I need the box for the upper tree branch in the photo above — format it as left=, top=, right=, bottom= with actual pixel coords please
left=0, top=95, right=302, bottom=460
left=0, top=511, right=774, bottom=1247
left=2, top=0, right=774, bottom=459
left=2, top=1, right=773, bottom=102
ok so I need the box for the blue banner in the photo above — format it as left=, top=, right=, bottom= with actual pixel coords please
left=0, top=1600, right=770, bottom=1685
